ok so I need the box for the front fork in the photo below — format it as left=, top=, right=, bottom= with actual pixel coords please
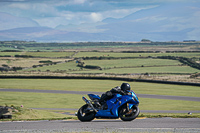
left=125, top=103, right=137, bottom=115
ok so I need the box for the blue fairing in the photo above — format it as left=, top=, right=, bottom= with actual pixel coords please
left=88, top=94, right=100, bottom=100
left=95, top=91, right=139, bottom=118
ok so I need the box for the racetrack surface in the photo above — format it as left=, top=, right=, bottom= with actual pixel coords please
left=0, top=118, right=200, bottom=133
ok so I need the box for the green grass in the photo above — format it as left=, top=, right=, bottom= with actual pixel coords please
left=140, top=98, right=200, bottom=111
left=0, top=79, right=119, bottom=92
left=23, top=61, right=81, bottom=72
left=0, top=51, right=75, bottom=57
left=0, top=91, right=199, bottom=111
left=74, top=51, right=200, bottom=58
left=0, top=79, right=200, bottom=97
left=24, top=51, right=75, bottom=57
left=82, top=58, right=181, bottom=68
left=0, top=52, right=23, bottom=56
left=1, top=51, right=199, bottom=58
left=139, top=113, right=200, bottom=118
left=11, top=107, right=70, bottom=120
left=0, top=58, right=70, bottom=68
left=70, top=66, right=200, bottom=74
left=0, top=105, right=73, bottom=121
left=0, top=91, right=82, bottom=109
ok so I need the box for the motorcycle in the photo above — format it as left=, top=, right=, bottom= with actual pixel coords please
left=77, top=90, right=140, bottom=122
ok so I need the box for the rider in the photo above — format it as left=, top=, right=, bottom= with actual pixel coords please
left=99, top=83, right=131, bottom=108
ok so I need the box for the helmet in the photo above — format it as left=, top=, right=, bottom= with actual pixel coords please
left=121, top=83, right=131, bottom=92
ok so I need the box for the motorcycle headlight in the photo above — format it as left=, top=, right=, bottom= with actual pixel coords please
left=132, top=96, right=136, bottom=101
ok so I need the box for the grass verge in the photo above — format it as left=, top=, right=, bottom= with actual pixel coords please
left=139, top=113, right=200, bottom=118
left=0, top=105, right=77, bottom=121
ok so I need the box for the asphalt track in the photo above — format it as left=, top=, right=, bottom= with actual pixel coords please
left=0, top=118, right=200, bottom=133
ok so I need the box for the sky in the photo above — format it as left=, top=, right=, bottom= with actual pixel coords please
left=0, top=0, right=199, bottom=42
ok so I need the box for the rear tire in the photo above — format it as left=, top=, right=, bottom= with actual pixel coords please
left=119, top=105, right=140, bottom=121
left=77, top=104, right=95, bottom=122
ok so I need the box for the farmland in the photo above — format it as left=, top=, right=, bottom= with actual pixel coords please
left=0, top=49, right=199, bottom=83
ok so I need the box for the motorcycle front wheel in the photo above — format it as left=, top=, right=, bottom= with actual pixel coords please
left=77, top=104, right=95, bottom=122
left=119, top=105, right=140, bottom=121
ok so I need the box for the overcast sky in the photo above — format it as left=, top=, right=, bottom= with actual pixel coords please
left=0, top=0, right=196, bottom=28
left=0, top=0, right=199, bottom=41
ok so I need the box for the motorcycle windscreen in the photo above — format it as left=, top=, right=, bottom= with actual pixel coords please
left=88, top=94, right=100, bottom=100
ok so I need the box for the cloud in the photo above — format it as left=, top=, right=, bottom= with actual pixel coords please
left=32, top=1, right=152, bottom=27
left=90, top=12, right=102, bottom=22
left=73, top=0, right=87, bottom=4
left=0, top=0, right=156, bottom=24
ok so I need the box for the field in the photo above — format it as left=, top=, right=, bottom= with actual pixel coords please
left=1, top=51, right=200, bottom=78
left=0, top=42, right=200, bottom=120
left=74, top=51, right=200, bottom=58
left=69, top=66, right=199, bottom=74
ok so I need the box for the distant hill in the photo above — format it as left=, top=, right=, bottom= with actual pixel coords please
left=0, top=12, right=39, bottom=31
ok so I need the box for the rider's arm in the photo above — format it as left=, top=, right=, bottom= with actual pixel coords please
left=119, top=90, right=126, bottom=95
left=110, top=86, right=120, bottom=93
left=111, top=86, right=127, bottom=95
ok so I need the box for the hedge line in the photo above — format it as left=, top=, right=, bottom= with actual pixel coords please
left=157, top=56, right=200, bottom=70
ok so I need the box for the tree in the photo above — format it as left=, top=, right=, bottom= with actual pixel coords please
left=141, top=39, right=151, bottom=42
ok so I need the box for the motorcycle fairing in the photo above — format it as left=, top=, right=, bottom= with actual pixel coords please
left=88, top=94, right=100, bottom=100
left=95, top=91, right=139, bottom=118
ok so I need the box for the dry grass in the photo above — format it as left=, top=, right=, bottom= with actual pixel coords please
left=0, top=57, right=70, bottom=68
left=0, top=71, right=200, bottom=83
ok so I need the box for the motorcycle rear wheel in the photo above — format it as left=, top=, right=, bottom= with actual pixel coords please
left=119, top=105, right=140, bottom=121
left=77, top=104, right=95, bottom=122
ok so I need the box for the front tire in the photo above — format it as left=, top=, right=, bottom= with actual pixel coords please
left=119, top=105, right=140, bottom=121
left=77, top=104, right=95, bottom=122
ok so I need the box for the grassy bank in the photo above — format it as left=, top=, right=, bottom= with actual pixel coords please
left=0, top=105, right=74, bottom=121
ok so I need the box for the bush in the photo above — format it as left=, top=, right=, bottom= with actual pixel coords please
left=84, top=65, right=101, bottom=69
left=2, top=64, right=9, bottom=68
left=12, top=67, right=23, bottom=71
left=39, top=60, right=53, bottom=64
left=15, top=55, right=33, bottom=58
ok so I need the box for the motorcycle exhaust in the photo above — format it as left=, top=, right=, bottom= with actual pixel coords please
left=82, top=96, right=98, bottom=113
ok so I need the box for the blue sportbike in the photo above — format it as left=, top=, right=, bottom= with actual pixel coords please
left=77, top=90, right=140, bottom=122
